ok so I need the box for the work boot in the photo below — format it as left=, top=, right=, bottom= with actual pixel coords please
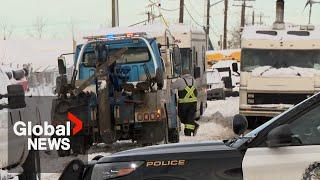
left=193, top=123, right=200, bottom=136
left=184, top=129, right=192, bottom=136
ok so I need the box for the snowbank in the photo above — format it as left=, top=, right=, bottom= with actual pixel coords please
left=204, top=97, right=239, bottom=118
left=0, top=39, right=74, bottom=69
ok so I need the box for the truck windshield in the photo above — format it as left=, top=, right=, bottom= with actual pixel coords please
left=109, top=47, right=150, bottom=64
left=82, top=47, right=150, bottom=66
left=241, top=49, right=320, bottom=72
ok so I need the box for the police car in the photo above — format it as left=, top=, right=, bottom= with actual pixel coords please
left=60, top=92, right=320, bottom=180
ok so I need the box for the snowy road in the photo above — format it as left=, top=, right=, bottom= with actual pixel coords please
left=41, top=97, right=239, bottom=179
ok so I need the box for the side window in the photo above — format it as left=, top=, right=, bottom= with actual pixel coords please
left=192, top=46, right=196, bottom=68
left=289, top=105, right=320, bottom=145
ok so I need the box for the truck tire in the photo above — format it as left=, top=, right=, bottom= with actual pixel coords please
left=221, top=91, right=226, bottom=100
left=168, top=128, right=180, bottom=143
left=137, top=122, right=165, bottom=145
left=71, top=135, right=90, bottom=155
left=19, top=150, right=41, bottom=180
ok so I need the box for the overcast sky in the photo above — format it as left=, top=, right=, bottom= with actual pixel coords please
left=0, top=0, right=319, bottom=42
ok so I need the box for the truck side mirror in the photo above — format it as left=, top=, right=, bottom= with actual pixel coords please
left=194, top=66, right=201, bottom=79
left=232, top=62, right=238, bottom=72
left=95, top=43, right=108, bottom=63
left=155, top=68, right=164, bottom=90
left=232, top=114, right=248, bottom=135
left=58, top=57, right=67, bottom=75
left=266, top=124, right=293, bottom=148
left=7, top=84, right=26, bottom=109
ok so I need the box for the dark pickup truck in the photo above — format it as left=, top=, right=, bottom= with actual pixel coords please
left=60, top=92, right=320, bottom=180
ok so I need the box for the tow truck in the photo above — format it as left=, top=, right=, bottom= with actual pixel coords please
left=60, top=78, right=320, bottom=180
left=51, top=29, right=183, bottom=156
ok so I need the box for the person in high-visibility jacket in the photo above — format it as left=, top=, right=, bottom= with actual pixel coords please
left=171, top=69, right=199, bottom=136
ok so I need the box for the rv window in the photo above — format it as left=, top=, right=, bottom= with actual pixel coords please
left=241, top=49, right=320, bottom=72
left=180, top=48, right=192, bottom=73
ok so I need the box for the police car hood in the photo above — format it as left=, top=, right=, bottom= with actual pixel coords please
left=98, top=141, right=234, bottom=163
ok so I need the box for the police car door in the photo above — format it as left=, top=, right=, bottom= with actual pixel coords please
left=242, top=104, right=320, bottom=180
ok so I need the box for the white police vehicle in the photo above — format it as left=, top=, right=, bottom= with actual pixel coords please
left=0, top=69, right=40, bottom=180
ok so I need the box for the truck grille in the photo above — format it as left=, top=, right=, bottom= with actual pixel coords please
left=247, top=93, right=313, bottom=105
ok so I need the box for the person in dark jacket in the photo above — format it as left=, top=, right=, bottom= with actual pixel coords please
left=171, top=69, right=199, bottom=136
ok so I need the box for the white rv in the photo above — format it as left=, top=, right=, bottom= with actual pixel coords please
left=239, top=1, right=320, bottom=126
left=0, top=68, right=40, bottom=179
left=169, top=24, right=208, bottom=118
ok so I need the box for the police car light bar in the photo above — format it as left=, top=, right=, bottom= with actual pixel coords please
left=83, top=32, right=147, bottom=41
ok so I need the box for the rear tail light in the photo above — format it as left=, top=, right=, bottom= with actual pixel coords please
left=156, top=109, right=161, bottom=120
left=137, top=114, right=143, bottom=121
left=150, top=113, right=155, bottom=120
left=144, top=113, right=149, bottom=121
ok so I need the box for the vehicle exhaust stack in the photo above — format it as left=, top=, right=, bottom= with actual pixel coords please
left=273, top=0, right=285, bottom=30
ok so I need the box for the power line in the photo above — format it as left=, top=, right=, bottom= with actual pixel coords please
left=159, top=7, right=180, bottom=12
left=184, top=4, right=204, bottom=27
left=186, top=0, right=204, bottom=18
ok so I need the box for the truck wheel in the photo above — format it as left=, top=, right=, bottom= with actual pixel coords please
left=168, top=128, right=180, bottom=143
left=19, top=150, right=41, bottom=180
left=71, top=135, right=90, bottom=155
left=221, top=91, right=226, bottom=100
left=200, top=102, right=204, bottom=116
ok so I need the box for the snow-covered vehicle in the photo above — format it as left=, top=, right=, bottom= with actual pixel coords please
left=0, top=69, right=40, bottom=180
left=206, top=69, right=225, bottom=100
left=1, top=66, right=29, bottom=92
left=212, top=60, right=240, bottom=94
left=239, top=0, right=320, bottom=127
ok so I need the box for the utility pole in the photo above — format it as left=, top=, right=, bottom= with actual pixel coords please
left=206, top=0, right=210, bottom=35
left=206, top=0, right=224, bottom=49
left=206, top=0, right=211, bottom=49
left=233, top=0, right=255, bottom=28
left=179, top=0, right=184, bottom=23
left=259, top=12, right=264, bottom=25
left=223, top=0, right=228, bottom=49
left=112, top=0, right=119, bottom=27
left=252, top=10, right=255, bottom=25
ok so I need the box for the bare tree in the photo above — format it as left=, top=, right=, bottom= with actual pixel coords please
left=0, top=21, right=13, bottom=40
left=29, top=17, right=47, bottom=39
left=229, top=26, right=242, bottom=49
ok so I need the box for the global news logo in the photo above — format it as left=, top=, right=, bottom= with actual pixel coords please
left=13, top=112, right=83, bottom=151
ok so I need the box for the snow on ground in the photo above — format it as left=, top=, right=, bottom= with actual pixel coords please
left=204, top=97, right=239, bottom=118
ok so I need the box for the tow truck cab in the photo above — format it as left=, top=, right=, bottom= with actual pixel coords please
left=70, top=32, right=179, bottom=145
left=75, top=35, right=163, bottom=85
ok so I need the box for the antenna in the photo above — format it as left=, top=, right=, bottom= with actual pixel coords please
left=304, top=0, right=320, bottom=24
